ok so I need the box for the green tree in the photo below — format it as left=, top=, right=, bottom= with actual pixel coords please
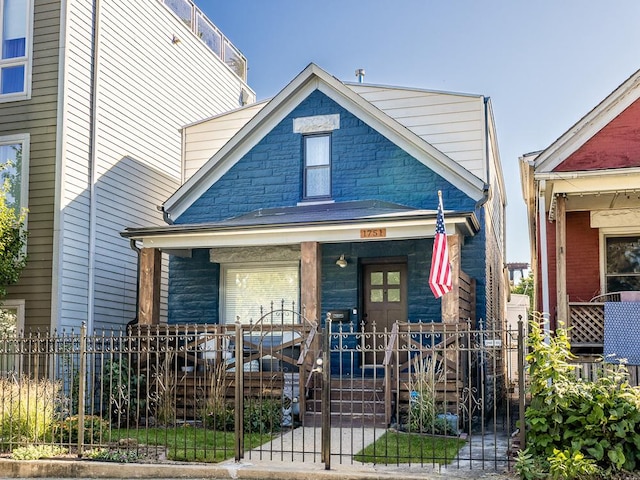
left=0, top=161, right=27, bottom=298
left=512, top=271, right=534, bottom=307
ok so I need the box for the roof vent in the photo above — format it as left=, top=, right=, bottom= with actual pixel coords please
left=355, top=68, right=365, bottom=83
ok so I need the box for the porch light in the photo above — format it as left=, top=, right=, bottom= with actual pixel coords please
left=336, top=255, right=348, bottom=268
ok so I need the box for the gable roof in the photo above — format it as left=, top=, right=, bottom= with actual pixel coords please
left=534, top=68, right=640, bottom=173
left=163, top=63, right=487, bottom=221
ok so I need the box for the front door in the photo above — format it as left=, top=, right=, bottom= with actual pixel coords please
left=362, top=262, right=407, bottom=365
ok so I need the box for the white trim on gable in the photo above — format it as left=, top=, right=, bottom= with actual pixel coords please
left=163, top=63, right=486, bottom=221
left=534, top=69, right=640, bottom=173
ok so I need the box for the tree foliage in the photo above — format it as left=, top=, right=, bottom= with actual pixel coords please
left=0, top=162, right=27, bottom=298
left=512, top=271, right=534, bottom=307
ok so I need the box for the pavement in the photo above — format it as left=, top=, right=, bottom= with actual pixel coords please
left=0, top=427, right=517, bottom=479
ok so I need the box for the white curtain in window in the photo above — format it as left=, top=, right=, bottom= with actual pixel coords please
left=223, top=263, right=299, bottom=324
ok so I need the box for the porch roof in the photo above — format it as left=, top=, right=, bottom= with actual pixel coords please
left=121, top=200, right=479, bottom=249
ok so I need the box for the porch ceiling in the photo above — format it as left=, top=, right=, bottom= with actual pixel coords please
left=538, top=168, right=640, bottom=219
left=121, top=200, right=479, bottom=249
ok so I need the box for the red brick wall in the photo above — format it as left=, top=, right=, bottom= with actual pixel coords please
left=566, top=212, right=600, bottom=301
left=539, top=211, right=600, bottom=330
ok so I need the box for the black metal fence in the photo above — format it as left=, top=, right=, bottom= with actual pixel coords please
left=0, top=311, right=527, bottom=472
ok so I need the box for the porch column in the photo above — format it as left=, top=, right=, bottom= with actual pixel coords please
left=300, top=242, right=322, bottom=324
left=556, top=194, right=568, bottom=327
left=442, top=234, right=461, bottom=323
left=138, top=247, right=162, bottom=325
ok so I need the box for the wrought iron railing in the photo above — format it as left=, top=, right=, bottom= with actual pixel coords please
left=0, top=315, right=526, bottom=471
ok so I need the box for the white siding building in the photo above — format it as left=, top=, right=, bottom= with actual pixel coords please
left=0, top=0, right=255, bottom=332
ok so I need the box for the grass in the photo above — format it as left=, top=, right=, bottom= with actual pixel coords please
left=110, top=426, right=273, bottom=463
left=353, top=431, right=466, bottom=464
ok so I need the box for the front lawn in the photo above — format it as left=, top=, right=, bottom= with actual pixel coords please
left=353, top=431, right=466, bottom=464
left=110, top=426, right=272, bottom=463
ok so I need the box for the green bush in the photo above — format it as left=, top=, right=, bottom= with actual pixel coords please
left=202, top=402, right=235, bottom=431
left=243, top=397, right=282, bottom=434
left=52, top=415, right=110, bottom=445
left=101, top=358, right=148, bottom=426
left=523, top=320, right=640, bottom=478
left=85, top=447, right=139, bottom=463
left=0, top=376, right=59, bottom=446
left=11, top=444, right=67, bottom=460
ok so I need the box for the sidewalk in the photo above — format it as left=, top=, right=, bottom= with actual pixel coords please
left=0, top=458, right=516, bottom=480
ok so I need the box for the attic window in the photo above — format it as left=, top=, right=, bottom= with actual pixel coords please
left=303, top=134, right=331, bottom=199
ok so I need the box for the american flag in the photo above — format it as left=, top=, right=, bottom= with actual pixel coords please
left=429, top=194, right=452, bottom=298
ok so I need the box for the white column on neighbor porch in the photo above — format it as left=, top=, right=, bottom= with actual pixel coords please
left=556, top=194, right=568, bottom=327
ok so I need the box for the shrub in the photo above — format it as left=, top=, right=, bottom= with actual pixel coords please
left=243, top=397, right=282, bottom=434
left=406, top=356, right=448, bottom=434
left=11, top=444, right=67, bottom=460
left=85, top=447, right=139, bottom=463
left=52, top=415, right=110, bottom=445
left=200, top=362, right=234, bottom=431
left=102, top=358, right=146, bottom=426
left=524, top=320, right=640, bottom=477
left=0, top=375, right=59, bottom=446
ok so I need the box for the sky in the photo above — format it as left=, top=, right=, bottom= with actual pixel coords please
left=194, top=0, right=640, bottom=265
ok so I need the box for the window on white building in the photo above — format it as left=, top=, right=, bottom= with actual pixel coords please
left=0, top=299, right=24, bottom=373
left=222, top=263, right=300, bottom=325
left=0, top=133, right=29, bottom=214
left=0, top=0, right=32, bottom=100
left=605, top=236, right=640, bottom=292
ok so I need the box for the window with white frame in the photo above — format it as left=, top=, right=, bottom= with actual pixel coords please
left=222, top=263, right=299, bottom=324
left=0, top=0, right=32, bottom=100
left=605, top=235, right=640, bottom=292
left=0, top=299, right=24, bottom=373
left=0, top=134, right=29, bottom=214
left=303, top=134, right=331, bottom=200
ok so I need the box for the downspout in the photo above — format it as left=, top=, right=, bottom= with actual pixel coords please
left=475, top=97, right=491, bottom=325
left=478, top=96, right=492, bottom=210
left=128, top=239, right=141, bottom=319
left=538, top=180, right=551, bottom=337
left=51, top=0, right=69, bottom=332
left=86, top=0, right=102, bottom=333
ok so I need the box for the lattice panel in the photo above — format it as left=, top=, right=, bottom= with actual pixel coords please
left=569, top=303, right=604, bottom=345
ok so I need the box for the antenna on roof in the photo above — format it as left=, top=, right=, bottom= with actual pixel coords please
left=355, top=68, right=365, bottom=83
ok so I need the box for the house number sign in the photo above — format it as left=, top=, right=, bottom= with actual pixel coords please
left=360, top=228, right=387, bottom=238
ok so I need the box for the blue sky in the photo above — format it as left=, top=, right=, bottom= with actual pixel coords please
left=194, top=0, right=640, bottom=265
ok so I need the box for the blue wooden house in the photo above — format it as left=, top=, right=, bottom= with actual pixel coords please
left=122, top=64, right=507, bottom=371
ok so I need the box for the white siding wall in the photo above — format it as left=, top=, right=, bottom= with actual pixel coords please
left=348, top=85, right=486, bottom=181
left=60, top=0, right=255, bottom=331
left=182, top=102, right=267, bottom=181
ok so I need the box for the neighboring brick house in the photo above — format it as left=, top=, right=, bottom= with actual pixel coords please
left=122, top=63, right=508, bottom=374
left=0, top=0, right=254, bottom=332
left=520, top=69, right=640, bottom=364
